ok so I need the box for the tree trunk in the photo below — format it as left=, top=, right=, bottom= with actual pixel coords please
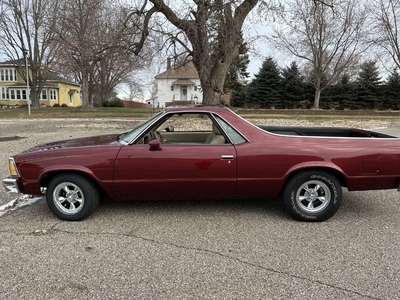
left=80, top=71, right=91, bottom=109
left=199, top=62, right=228, bottom=105
left=30, top=88, right=40, bottom=109
left=147, top=0, right=258, bottom=106
left=314, top=89, right=321, bottom=109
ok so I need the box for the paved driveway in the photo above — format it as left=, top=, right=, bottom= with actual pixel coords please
left=0, top=119, right=399, bottom=299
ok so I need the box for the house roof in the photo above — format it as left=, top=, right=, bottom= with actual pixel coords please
left=2, top=83, right=30, bottom=88
left=0, top=59, right=28, bottom=66
left=172, top=79, right=196, bottom=85
left=155, top=61, right=199, bottom=79
left=47, top=72, right=80, bottom=86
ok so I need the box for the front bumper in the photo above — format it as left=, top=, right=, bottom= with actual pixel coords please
left=2, top=177, right=20, bottom=194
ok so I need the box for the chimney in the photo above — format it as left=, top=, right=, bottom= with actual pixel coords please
left=167, top=57, right=171, bottom=69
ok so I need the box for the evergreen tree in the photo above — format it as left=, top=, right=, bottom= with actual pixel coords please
left=231, top=86, right=248, bottom=107
left=281, top=61, right=307, bottom=108
left=331, top=74, right=357, bottom=109
left=385, top=69, right=400, bottom=110
left=356, top=61, right=384, bottom=109
left=247, top=57, right=283, bottom=108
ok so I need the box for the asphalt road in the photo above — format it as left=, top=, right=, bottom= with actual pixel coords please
left=0, top=119, right=399, bottom=299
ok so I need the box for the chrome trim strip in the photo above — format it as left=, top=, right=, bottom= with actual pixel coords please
left=209, top=113, right=249, bottom=144
left=221, top=155, right=234, bottom=159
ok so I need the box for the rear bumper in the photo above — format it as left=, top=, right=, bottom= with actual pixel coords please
left=2, top=177, right=20, bottom=194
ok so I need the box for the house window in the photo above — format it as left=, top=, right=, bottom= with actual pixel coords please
left=1, top=87, right=7, bottom=99
left=10, top=90, right=15, bottom=100
left=50, top=89, right=57, bottom=100
left=194, top=86, right=197, bottom=91
left=0, top=68, right=17, bottom=82
left=6, top=89, right=27, bottom=100
left=171, top=85, right=174, bottom=91
left=41, top=89, right=48, bottom=100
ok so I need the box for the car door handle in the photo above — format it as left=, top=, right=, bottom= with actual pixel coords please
left=221, top=155, right=234, bottom=159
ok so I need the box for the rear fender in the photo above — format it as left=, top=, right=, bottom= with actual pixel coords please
left=283, top=162, right=348, bottom=190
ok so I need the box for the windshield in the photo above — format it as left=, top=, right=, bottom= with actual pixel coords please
left=118, top=112, right=163, bottom=143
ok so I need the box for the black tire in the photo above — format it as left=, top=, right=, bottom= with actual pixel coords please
left=283, top=170, right=342, bottom=222
left=46, top=173, right=99, bottom=221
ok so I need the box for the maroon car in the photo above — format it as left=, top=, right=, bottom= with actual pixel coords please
left=3, top=106, right=400, bottom=221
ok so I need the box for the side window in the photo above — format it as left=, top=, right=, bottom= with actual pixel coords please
left=137, top=113, right=222, bottom=145
left=214, top=115, right=247, bottom=145
left=161, top=113, right=213, bottom=132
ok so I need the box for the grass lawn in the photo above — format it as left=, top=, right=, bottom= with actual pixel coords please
left=1, top=105, right=400, bottom=121
left=0, top=106, right=159, bottom=119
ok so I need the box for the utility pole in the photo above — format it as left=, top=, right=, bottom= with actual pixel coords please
left=23, top=49, right=30, bottom=115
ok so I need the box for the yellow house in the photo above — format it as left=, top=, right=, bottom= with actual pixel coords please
left=0, top=59, right=81, bottom=107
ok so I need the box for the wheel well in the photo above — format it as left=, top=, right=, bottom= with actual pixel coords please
left=40, top=171, right=107, bottom=197
left=282, top=168, right=347, bottom=195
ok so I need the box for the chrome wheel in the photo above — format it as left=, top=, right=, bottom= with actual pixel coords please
left=296, top=180, right=331, bottom=214
left=283, top=171, right=342, bottom=222
left=53, top=182, right=84, bottom=215
left=47, top=174, right=99, bottom=221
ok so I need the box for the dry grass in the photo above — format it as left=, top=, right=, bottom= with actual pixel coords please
left=0, top=106, right=158, bottom=119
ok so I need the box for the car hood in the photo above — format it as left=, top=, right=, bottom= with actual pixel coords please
left=21, top=134, right=121, bottom=153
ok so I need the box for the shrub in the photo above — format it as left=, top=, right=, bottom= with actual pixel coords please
left=53, top=103, right=60, bottom=107
left=102, top=98, right=124, bottom=107
left=61, top=103, right=68, bottom=107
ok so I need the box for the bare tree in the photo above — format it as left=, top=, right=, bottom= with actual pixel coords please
left=273, top=0, right=369, bottom=108
left=53, top=0, right=109, bottom=109
left=0, top=0, right=60, bottom=109
left=374, top=0, right=400, bottom=70
left=130, top=0, right=258, bottom=105
left=89, top=9, right=150, bottom=106
left=53, top=0, right=150, bottom=109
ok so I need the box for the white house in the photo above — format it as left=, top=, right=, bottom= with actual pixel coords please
left=154, top=60, right=202, bottom=108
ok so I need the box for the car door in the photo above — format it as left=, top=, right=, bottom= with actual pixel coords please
left=113, top=143, right=237, bottom=200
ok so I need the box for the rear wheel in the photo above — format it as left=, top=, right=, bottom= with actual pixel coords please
left=283, top=171, right=342, bottom=222
left=46, top=174, right=99, bottom=221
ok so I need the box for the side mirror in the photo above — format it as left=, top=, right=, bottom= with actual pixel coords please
left=165, top=126, right=174, bottom=132
left=149, top=139, right=162, bottom=151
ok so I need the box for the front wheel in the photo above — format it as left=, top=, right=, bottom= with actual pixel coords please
left=46, top=174, right=99, bottom=221
left=283, top=171, right=342, bottom=222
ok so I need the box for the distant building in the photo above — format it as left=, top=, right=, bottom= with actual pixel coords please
left=154, top=59, right=202, bottom=108
left=0, top=59, right=81, bottom=107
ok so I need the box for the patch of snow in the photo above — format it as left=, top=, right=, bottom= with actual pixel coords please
left=0, top=194, right=43, bottom=217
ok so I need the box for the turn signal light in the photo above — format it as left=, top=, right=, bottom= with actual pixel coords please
left=8, top=157, right=19, bottom=177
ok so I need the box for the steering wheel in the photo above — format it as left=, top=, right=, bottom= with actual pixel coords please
left=155, top=130, right=166, bottom=144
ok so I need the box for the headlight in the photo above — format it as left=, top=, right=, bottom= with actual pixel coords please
left=8, top=157, right=19, bottom=177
